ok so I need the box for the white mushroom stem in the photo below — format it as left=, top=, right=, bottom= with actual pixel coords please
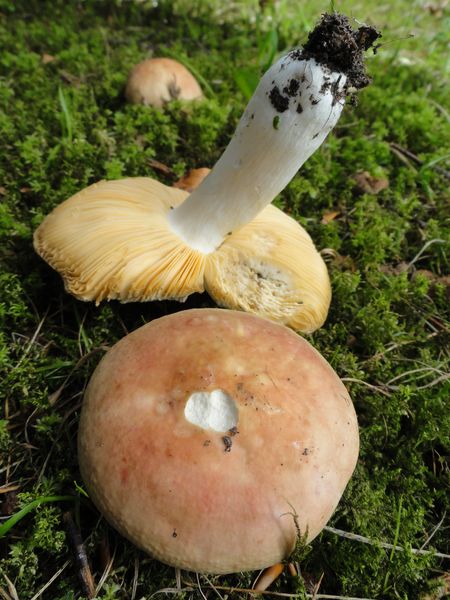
left=168, top=54, right=347, bottom=254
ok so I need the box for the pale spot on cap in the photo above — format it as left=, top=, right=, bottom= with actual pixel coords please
left=184, top=389, right=239, bottom=432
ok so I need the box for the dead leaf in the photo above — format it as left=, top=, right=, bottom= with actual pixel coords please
left=379, top=262, right=409, bottom=275
left=302, top=571, right=324, bottom=595
left=0, top=490, right=18, bottom=516
left=353, top=171, right=389, bottom=195
left=19, top=187, right=32, bottom=194
left=173, top=168, right=211, bottom=193
left=421, top=573, right=450, bottom=600
left=423, top=1, right=448, bottom=17
left=414, top=269, right=450, bottom=300
left=414, top=269, right=437, bottom=282
left=321, top=210, right=340, bottom=224
left=41, top=53, right=56, bottom=64
left=330, top=252, right=357, bottom=271
left=0, top=186, right=6, bottom=196
left=347, top=334, right=358, bottom=347
left=0, top=484, right=20, bottom=495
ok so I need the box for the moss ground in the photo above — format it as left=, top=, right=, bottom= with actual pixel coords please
left=0, top=0, right=449, bottom=598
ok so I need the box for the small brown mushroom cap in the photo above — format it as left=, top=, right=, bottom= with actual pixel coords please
left=125, top=58, right=203, bottom=108
left=33, top=178, right=330, bottom=331
left=78, top=308, right=359, bottom=574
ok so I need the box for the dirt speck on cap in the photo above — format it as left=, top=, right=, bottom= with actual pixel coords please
left=223, top=435, right=233, bottom=452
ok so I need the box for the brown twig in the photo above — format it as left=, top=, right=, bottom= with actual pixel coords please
left=203, top=573, right=227, bottom=599
left=389, top=142, right=450, bottom=180
left=389, top=145, right=418, bottom=171
left=8, top=312, right=48, bottom=377
left=420, top=512, right=447, bottom=551
left=340, top=377, right=391, bottom=396
left=48, top=345, right=110, bottom=406
left=324, top=526, right=450, bottom=559
left=428, top=98, right=450, bottom=123
left=195, top=572, right=208, bottom=600
left=148, top=158, right=175, bottom=176
left=37, top=397, right=83, bottom=485
left=179, top=579, right=377, bottom=599
left=385, top=366, right=447, bottom=386
left=0, top=485, right=20, bottom=495
left=312, top=573, right=325, bottom=600
left=29, top=561, right=70, bottom=600
left=149, top=587, right=195, bottom=598
left=362, top=333, right=439, bottom=364
left=175, top=567, right=182, bottom=590
left=0, top=574, right=18, bottom=600
left=63, top=512, right=96, bottom=599
left=0, top=587, right=13, bottom=600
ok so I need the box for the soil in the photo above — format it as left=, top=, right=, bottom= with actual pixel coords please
left=269, top=85, right=290, bottom=112
left=298, top=12, right=381, bottom=90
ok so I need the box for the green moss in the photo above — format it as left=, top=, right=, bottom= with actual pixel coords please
left=0, top=0, right=449, bottom=598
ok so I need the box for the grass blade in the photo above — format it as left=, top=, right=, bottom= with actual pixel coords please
left=0, top=495, right=74, bottom=538
left=58, top=86, right=73, bottom=143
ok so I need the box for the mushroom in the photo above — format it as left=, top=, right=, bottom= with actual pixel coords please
left=125, top=57, right=203, bottom=108
left=34, top=13, right=380, bottom=332
left=78, top=308, right=359, bottom=574
left=173, top=167, right=211, bottom=193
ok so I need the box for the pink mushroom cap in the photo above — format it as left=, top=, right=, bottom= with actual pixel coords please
left=125, top=57, right=203, bottom=107
left=78, top=309, right=359, bottom=574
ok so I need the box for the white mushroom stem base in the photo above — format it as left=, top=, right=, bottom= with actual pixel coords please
left=78, top=309, right=359, bottom=574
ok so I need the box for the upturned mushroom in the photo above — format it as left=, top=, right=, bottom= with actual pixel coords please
left=34, top=13, right=380, bottom=333
left=125, top=57, right=203, bottom=108
left=78, top=308, right=359, bottom=574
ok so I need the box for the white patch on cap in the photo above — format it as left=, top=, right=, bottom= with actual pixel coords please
left=184, top=389, right=238, bottom=432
